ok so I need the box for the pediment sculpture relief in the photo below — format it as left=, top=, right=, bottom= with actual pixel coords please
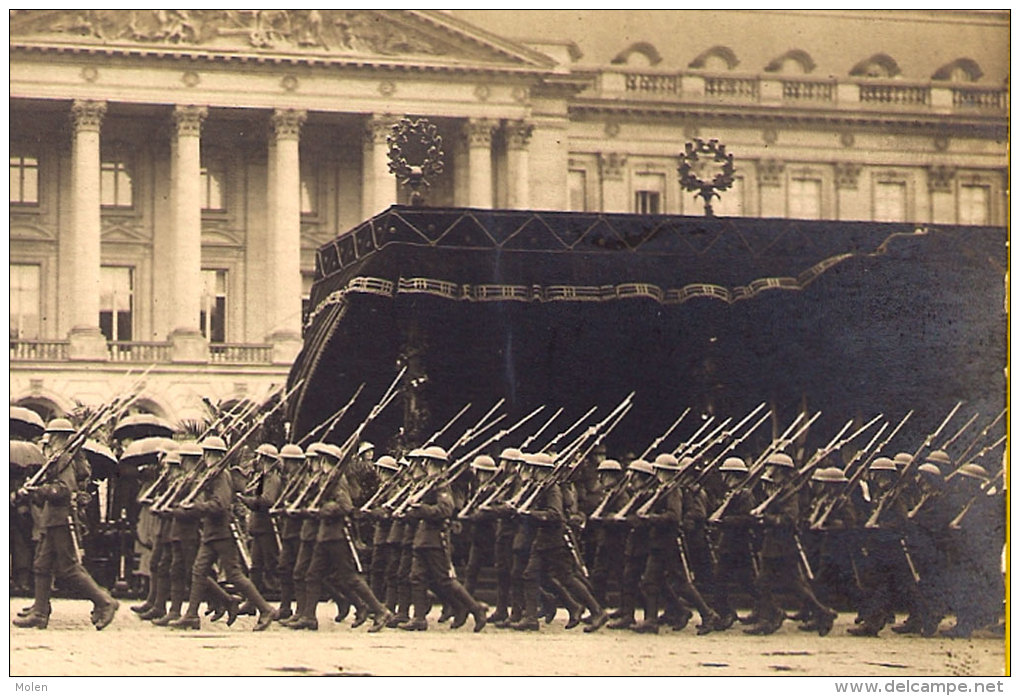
left=11, top=10, right=474, bottom=58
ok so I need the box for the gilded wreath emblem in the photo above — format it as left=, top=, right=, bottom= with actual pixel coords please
left=387, top=117, right=445, bottom=206
left=677, top=138, right=736, bottom=216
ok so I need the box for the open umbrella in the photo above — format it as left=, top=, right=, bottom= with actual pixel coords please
left=120, top=436, right=175, bottom=467
left=82, top=439, right=118, bottom=480
left=10, top=440, right=45, bottom=470
left=113, top=413, right=177, bottom=441
left=10, top=406, right=45, bottom=441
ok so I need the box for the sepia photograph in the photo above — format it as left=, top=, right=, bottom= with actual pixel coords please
left=8, top=8, right=1009, bottom=683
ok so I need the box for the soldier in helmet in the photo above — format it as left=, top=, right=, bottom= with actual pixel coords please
left=461, top=455, right=499, bottom=604
left=290, top=444, right=393, bottom=632
left=274, top=444, right=307, bottom=621
left=746, top=452, right=837, bottom=636
left=402, top=446, right=488, bottom=631
left=13, top=418, right=120, bottom=631
left=511, top=453, right=607, bottom=632
left=132, top=445, right=181, bottom=622
left=238, top=443, right=283, bottom=596
left=847, top=456, right=921, bottom=637
left=169, top=436, right=276, bottom=631
left=712, top=456, right=760, bottom=627
left=384, top=449, right=428, bottom=627
left=485, top=447, right=525, bottom=626
left=366, top=455, right=401, bottom=600
left=607, top=459, right=658, bottom=630
left=588, top=459, right=628, bottom=608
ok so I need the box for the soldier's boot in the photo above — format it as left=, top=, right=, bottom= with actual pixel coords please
left=488, top=580, right=510, bottom=623
left=400, top=587, right=430, bottom=631
left=369, top=608, right=395, bottom=633
left=26, top=574, right=53, bottom=620
left=437, top=602, right=455, bottom=624
left=237, top=600, right=257, bottom=616
left=12, top=612, right=49, bottom=629
left=282, top=588, right=305, bottom=627
left=608, top=592, right=636, bottom=630
left=351, top=597, right=370, bottom=629
left=384, top=584, right=399, bottom=614
left=744, top=608, right=784, bottom=636
left=891, top=614, right=923, bottom=635
left=153, top=598, right=183, bottom=626
left=511, top=582, right=542, bottom=632
left=563, top=595, right=585, bottom=630
left=139, top=575, right=170, bottom=620
left=168, top=614, right=201, bottom=630
left=815, top=609, right=838, bottom=637
left=67, top=569, right=119, bottom=631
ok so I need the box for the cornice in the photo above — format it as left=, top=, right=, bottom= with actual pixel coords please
left=568, top=99, right=1007, bottom=139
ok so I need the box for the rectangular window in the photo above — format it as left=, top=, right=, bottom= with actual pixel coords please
left=300, top=162, right=318, bottom=215
left=200, top=158, right=226, bottom=211
left=874, top=181, right=907, bottom=222
left=201, top=269, right=227, bottom=344
left=301, top=272, right=316, bottom=326
left=10, top=263, right=41, bottom=340
left=568, top=170, right=588, bottom=212
left=633, top=173, right=665, bottom=214
left=10, top=154, right=39, bottom=205
left=712, top=177, right=744, bottom=217
left=100, top=157, right=133, bottom=208
left=99, top=266, right=133, bottom=342
left=789, top=178, right=822, bottom=219
left=959, top=184, right=990, bottom=225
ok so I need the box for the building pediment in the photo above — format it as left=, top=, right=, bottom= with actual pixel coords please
left=10, top=10, right=558, bottom=72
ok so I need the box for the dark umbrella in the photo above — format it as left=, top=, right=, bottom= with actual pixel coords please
left=10, top=440, right=45, bottom=470
left=113, top=413, right=177, bottom=441
left=83, top=439, right=118, bottom=480
left=119, top=436, right=176, bottom=479
left=10, top=406, right=45, bottom=441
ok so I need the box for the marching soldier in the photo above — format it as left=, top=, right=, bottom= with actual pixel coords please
left=274, top=444, right=307, bottom=621
left=13, top=418, right=119, bottom=631
left=366, top=455, right=401, bottom=600
left=461, top=455, right=499, bottom=600
left=711, top=456, right=759, bottom=628
left=485, top=447, right=526, bottom=626
left=132, top=445, right=180, bottom=621
left=588, top=459, right=627, bottom=609
left=291, top=444, right=392, bottom=632
left=607, top=459, right=658, bottom=631
left=237, top=443, right=283, bottom=595
left=745, top=452, right=837, bottom=636
left=169, top=436, right=276, bottom=631
left=402, top=446, right=488, bottom=632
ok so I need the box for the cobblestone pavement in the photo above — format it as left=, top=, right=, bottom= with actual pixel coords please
left=9, top=600, right=1005, bottom=677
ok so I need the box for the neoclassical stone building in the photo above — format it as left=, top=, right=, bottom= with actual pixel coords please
left=9, top=9, right=1008, bottom=420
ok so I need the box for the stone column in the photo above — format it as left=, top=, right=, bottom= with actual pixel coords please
left=505, top=120, right=534, bottom=210
left=67, top=99, right=108, bottom=361
left=599, top=153, right=629, bottom=212
left=362, top=114, right=397, bottom=218
left=464, top=118, right=496, bottom=208
left=169, top=105, right=209, bottom=362
left=266, top=108, right=307, bottom=364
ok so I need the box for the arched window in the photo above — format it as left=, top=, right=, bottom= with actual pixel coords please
left=689, top=46, right=739, bottom=72
left=611, top=41, right=663, bottom=68
left=932, top=58, right=983, bottom=82
left=764, top=49, right=816, bottom=75
left=850, top=53, right=901, bottom=79
left=14, top=397, right=63, bottom=423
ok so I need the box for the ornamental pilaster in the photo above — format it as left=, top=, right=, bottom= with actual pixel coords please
left=271, top=108, right=307, bottom=141
left=599, top=153, right=627, bottom=182
left=756, top=159, right=785, bottom=187
left=834, top=162, right=863, bottom=190
left=70, top=99, right=107, bottom=133
left=505, top=120, right=535, bottom=151
left=926, top=165, right=956, bottom=193
left=171, top=104, right=208, bottom=138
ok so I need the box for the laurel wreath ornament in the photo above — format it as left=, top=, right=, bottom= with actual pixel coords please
left=387, top=117, right=445, bottom=206
left=677, top=138, right=736, bottom=216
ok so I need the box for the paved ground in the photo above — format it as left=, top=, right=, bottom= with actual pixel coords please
left=9, top=600, right=1005, bottom=677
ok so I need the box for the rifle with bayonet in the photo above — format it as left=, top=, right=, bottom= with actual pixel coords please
left=639, top=408, right=690, bottom=460
left=752, top=414, right=883, bottom=517
left=296, top=383, right=365, bottom=448
left=810, top=409, right=912, bottom=529
left=175, top=380, right=304, bottom=509
left=865, top=402, right=962, bottom=528
left=394, top=405, right=545, bottom=518
left=708, top=410, right=820, bottom=523
left=952, top=408, right=1006, bottom=467
left=947, top=464, right=1005, bottom=529
left=539, top=405, right=598, bottom=454
left=519, top=407, right=563, bottom=451
left=297, top=368, right=406, bottom=514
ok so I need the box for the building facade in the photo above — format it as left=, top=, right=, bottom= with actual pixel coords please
left=9, top=10, right=1009, bottom=421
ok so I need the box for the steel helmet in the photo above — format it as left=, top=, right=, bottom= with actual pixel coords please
left=407, top=448, right=426, bottom=460
left=179, top=441, right=203, bottom=457
left=164, top=450, right=182, bottom=464
left=256, top=443, right=279, bottom=458
left=869, top=457, right=897, bottom=472
left=766, top=452, right=794, bottom=468
left=597, top=459, right=622, bottom=472
left=653, top=453, right=680, bottom=470
left=917, top=463, right=943, bottom=479
left=45, top=418, right=75, bottom=434
left=279, top=444, right=305, bottom=460
left=720, top=456, right=748, bottom=473
left=201, top=436, right=228, bottom=452
left=812, top=466, right=847, bottom=483
left=679, top=456, right=697, bottom=469
left=422, top=446, right=449, bottom=462
left=925, top=450, right=952, bottom=467
left=306, top=443, right=327, bottom=457
left=319, top=444, right=344, bottom=461
left=471, top=455, right=497, bottom=471
left=499, top=447, right=524, bottom=462
left=529, top=452, right=555, bottom=468
left=894, top=452, right=913, bottom=467
left=956, top=463, right=990, bottom=481
left=375, top=455, right=399, bottom=472
left=627, top=459, right=655, bottom=476
left=358, top=441, right=375, bottom=456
